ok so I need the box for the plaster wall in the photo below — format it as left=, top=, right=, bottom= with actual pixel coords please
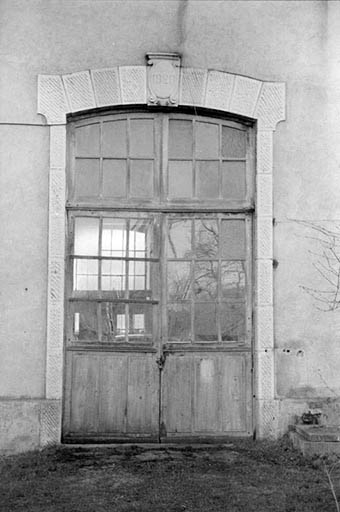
left=0, top=0, right=338, bottom=448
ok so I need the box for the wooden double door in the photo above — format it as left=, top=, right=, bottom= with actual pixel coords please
left=63, top=212, right=253, bottom=442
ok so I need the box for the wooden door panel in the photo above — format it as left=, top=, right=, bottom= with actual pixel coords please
left=64, top=351, right=158, bottom=439
left=161, top=352, right=252, bottom=438
left=126, top=355, right=159, bottom=434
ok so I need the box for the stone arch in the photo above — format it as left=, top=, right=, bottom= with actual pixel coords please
left=37, top=65, right=285, bottom=444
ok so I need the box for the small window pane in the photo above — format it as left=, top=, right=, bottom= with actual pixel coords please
left=73, top=259, right=98, bottom=290
left=74, top=217, right=99, bottom=256
left=196, top=161, right=219, bottom=198
left=222, top=162, right=246, bottom=200
left=168, top=219, right=192, bottom=259
left=169, top=120, right=193, bottom=159
left=102, top=120, right=127, bottom=158
left=130, top=119, right=154, bottom=157
left=222, top=127, right=246, bottom=158
left=167, top=261, right=191, bottom=301
left=129, top=303, right=153, bottom=340
left=220, top=303, right=245, bottom=342
left=195, top=219, right=218, bottom=258
left=168, top=161, right=193, bottom=198
left=101, top=260, right=126, bottom=295
left=195, top=122, right=219, bottom=159
left=221, top=261, right=245, bottom=300
left=72, top=302, right=98, bottom=340
left=129, top=219, right=153, bottom=258
left=75, top=159, right=100, bottom=197
left=168, top=303, right=191, bottom=341
left=129, top=260, right=149, bottom=291
left=194, top=303, right=218, bottom=341
left=75, top=124, right=100, bottom=157
left=221, top=220, right=246, bottom=260
left=103, top=160, right=127, bottom=197
left=194, top=261, right=218, bottom=301
left=130, top=160, right=154, bottom=198
left=102, top=219, right=126, bottom=257
left=101, top=302, right=126, bottom=341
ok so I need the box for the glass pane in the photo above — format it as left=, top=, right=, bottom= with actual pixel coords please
left=194, top=261, right=218, bottom=301
left=222, top=127, right=246, bottom=158
left=102, top=120, right=127, bottom=158
left=222, top=162, right=246, bottom=200
left=72, top=302, right=98, bottom=340
left=194, top=303, right=218, bottom=341
left=195, top=219, right=218, bottom=258
left=73, top=259, right=98, bottom=290
left=168, top=161, right=193, bottom=198
left=168, top=219, right=192, bottom=259
left=75, top=158, right=100, bottom=197
left=221, top=220, right=246, bottom=259
left=220, top=303, right=245, bottom=342
left=101, top=259, right=126, bottom=295
left=102, top=219, right=126, bottom=257
left=74, top=217, right=99, bottom=255
left=195, top=122, right=219, bottom=159
left=130, top=119, right=154, bottom=157
left=130, top=160, right=153, bottom=198
left=221, top=261, right=246, bottom=300
left=75, top=124, right=100, bottom=157
left=168, top=303, right=191, bottom=341
left=129, top=219, right=153, bottom=258
left=169, top=119, right=193, bottom=159
left=128, top=260, right=149, bottom=291
left=196, top=161, right=219, bottom=198
left=167, top=261, right=191, bottom=301
left=103, top=159, right=127, bottom=197
left=129, top=303, right=153, bottom=340
left=101, top=302, right=126, bottom=341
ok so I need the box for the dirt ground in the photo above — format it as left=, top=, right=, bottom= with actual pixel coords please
left=1, top=437, right=340, bottom=512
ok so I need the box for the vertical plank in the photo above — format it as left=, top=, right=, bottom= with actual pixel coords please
left=70, top=353, right=100, bottom=433
left=194, top=356, right=221, bottom=432
left=221, top=354, right=247, bottom=432
left=127, top=355, right=158, bottom=434
left=98, top=354, right=127, bottom=433
left=162, top=355, right=192, bottom=434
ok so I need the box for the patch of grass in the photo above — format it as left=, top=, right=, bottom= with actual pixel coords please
left=0, top=438, right=338, bottom=512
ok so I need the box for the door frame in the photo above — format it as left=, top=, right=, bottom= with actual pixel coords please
left=37, top=64, right=285, bottom=445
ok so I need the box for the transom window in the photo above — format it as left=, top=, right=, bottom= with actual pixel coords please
left=66, top=112, right=253, bottom=346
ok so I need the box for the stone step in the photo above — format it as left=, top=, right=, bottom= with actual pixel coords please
left=290, top=425, right=340, bottom=456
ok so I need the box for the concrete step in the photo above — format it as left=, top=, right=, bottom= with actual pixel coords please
left=290, top=425, right=340, bottom=456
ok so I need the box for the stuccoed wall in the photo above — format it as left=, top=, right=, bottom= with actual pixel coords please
left=0, top=0, right=338, bottom=450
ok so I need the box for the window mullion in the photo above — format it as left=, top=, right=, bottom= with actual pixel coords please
left=125, top=219, right=130, bottom=342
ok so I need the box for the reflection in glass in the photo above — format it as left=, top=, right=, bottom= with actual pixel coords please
left=221, top=261, right=245, bottom=300
left=168, top=303, right=191, bottom=341
left=129, top=219, right=151, bottom=258
left=75, top=158, right=100, bottom=198
left=129, top=303, right=152, bottom=339
left=102, top=120, right=127, bottom=158
left=73, top=259, right=98, bottom=290
left=220, top=303, right=245, bottom=341
left=75, top=124, right=100, bottom=157
left=102, top=219, right=126, bottom=257
left=129, top=260, right=149, bottom=291
left=73, top=302, right=98, bottom=340
left=101, top=260, right=126, bottom=294
left=194, top=261, right=218, bottom=300
left=74, top=218, right=99, bottom=256
left=168, top=219, right=192, bottom=258
left=103, top=159, right=127, bottom=197
left=167, top=261, right=191, bottom=301
left=130, top=160, right=154, bottom=198
left=102, top=302, right=126, bottom=341
left=195, top=219, right=218, bottom=258
left=129, top=119, right=154, bottom=158
left=194, top=303, right=218, bottom=341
